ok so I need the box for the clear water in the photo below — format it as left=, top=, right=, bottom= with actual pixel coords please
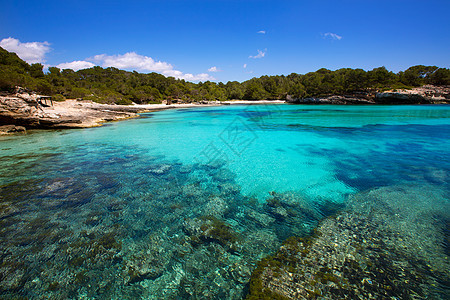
left=0, top=104, right=449, bottom=298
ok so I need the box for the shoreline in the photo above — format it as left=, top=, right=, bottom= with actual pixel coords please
left=1, top=84, right=449, bottom=134
left=0, top=97, right=287, bottom=133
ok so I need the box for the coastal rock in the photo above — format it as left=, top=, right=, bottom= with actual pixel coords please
left=0, top=93, right=147, bottom=129
left=289, top=95, right=375, bottom=105
left=286, top=85, right=450, bottom=105
left=0, top=125, right=26, bottom=134
left=375, top=92, right=430, bottom=104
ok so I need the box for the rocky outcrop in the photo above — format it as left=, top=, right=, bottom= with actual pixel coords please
left=287, top=85, right=450, bottom=105
left=291, top=95, right=375, bottom=105
left=374, top=92, right=430, bottom=104
left=0, top=93, right=148, bottom=129
left=0, top=125, right=26, bottom=135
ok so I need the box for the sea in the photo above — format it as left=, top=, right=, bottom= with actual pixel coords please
left=0, top=104, right=449, bottom=299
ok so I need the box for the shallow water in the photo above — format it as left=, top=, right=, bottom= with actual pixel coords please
left=0, top=104, right=449, bottom=299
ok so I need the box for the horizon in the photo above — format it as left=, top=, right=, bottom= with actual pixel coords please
left=1, top=0, right=449, bottom=83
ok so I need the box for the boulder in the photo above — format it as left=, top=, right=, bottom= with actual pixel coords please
left=0, top=125, right=26, bottom=135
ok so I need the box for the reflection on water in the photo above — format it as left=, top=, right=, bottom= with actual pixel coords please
left=0, top=104, right=449, bottom=299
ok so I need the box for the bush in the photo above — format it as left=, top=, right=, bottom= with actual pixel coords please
left=52, top=94, right=66, bottom=101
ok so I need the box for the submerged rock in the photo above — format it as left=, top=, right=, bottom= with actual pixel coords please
left=183, top=216, right=241, bottom=253
left=0, top=125, right=26, bottom=135
left=247, top=184, right=449, bottom=299
left=148, top=164, right=172, bottom=175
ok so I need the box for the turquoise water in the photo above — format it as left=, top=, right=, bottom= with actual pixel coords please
left=0, top=104, right=449, bottom=298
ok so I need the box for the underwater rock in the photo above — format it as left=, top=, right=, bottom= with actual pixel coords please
left=178, top=165, right=193, bottom=174
left=124, top=236, right=172, bottom=284
left=211, top=168, right=236, bottom=182
left=148, top=164, right=172, bottom=175
left=247, top=184, right=450, bottom=299
left=204, top=197, right=229, bottom=218
left=183, top=216, right=241, bottom=253
left=264, top=191, right=324, bottom=239
left=247, top=209, right=275, bottom=227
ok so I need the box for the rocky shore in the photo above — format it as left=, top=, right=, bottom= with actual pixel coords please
left=287, top=85, right=450, bottom=105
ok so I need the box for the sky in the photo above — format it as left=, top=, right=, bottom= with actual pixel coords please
left=0, top=0, right=449, bottom=83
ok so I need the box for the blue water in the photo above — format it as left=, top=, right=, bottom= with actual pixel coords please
left=0, top=104, right=449, bottom=298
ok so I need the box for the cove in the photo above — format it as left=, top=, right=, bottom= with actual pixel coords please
left=0, top=104, right=449, bottom=299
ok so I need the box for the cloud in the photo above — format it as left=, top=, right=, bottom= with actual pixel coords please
left=249, top=49, right=266, bottom=59
left=257, top=30, right=266, bottom=34
left=56, top=60, right=95, bottom=71
left=243, top=64, right=247, bottom=69
left=90, top=52, right=214, bottom=81
left=91, top=52, right=173, bottom=73
left=323, top=32, right=342, bottom=40
left=208, top=66, right=221, bottom=72
left=0, top=37, right=51, bottom=64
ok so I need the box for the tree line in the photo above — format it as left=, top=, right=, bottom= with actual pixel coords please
left=1, top=47, right=449, bottom=104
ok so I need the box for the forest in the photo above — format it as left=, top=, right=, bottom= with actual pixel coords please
left=1, top=46, right=449, bottom=104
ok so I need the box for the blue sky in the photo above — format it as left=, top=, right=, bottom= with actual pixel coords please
left=1, top=0, right=449, bottom=82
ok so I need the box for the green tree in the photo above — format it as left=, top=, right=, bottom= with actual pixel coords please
left=30, top=63, right=45, bottom=78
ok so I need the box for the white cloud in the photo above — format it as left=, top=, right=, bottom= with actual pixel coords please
left=0, top=37, right=51, bottom=64
left=208, top=66, right=221, bottom=72
left=249, top=49, right=266, bottom=59
left=323, top=32, right=342, bottom=40
left=91, top=52, right=173, bottom=73
left=90, top=52, right=214, bottom=82
left=56, top=60, right=95, bottom=71
left=257, top=30, right=266, bottom=34
left=243, top=64, right=247, bottom=69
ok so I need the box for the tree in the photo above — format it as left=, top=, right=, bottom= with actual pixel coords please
left=30, top=63, right=44, bottom=78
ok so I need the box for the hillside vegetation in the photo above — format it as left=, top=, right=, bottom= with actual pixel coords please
left=1, top=47, right=449, bottom=104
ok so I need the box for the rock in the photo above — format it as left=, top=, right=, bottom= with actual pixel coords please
left=0, top=125, right=26, bottom=134
left=0, top=93, right=147, bottom=129
left=204, top=197, right=229, bottom=218
left=247, top=209, right=275, bottom=227
left=148, top=164, right=172, bottom=175
left=183, top=216, right=241, bottom=253
left=286, top=85, right=450, bottom=105
left=247, top=184, right=449, bottom=299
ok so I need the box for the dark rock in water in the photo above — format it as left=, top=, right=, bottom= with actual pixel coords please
left=288, top=95, right=375, bottom=105
left=247, top=185, right=449, bottom=299
left=264, top=191, right=324, bottom=239
left=183, top=216, right=241, bottom=253
left=0, top=93, right=143, bottom=129
left=0, top=125, right=26, bottom=134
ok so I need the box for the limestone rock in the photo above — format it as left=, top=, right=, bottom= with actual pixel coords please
left=0, top=125, right=26, bottom=134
